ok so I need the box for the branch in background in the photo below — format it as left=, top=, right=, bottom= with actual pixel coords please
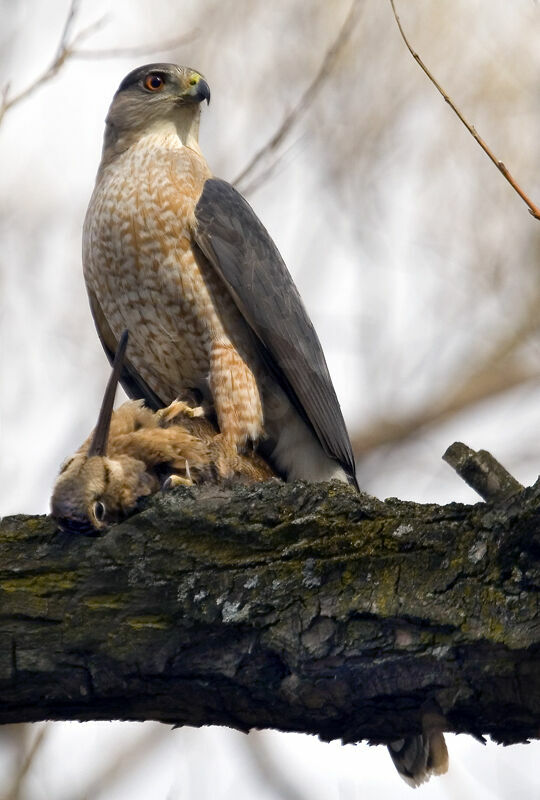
left=1, top=480, right=539, bottom=748
left=388, top=0, right=540, bottom=220
left=351, top=287, right=540, bottom=455
left=234, top=0, right=362, bottom=195
left=72, top=31, right=200, bottom=60
left=245, top=732, right=310, bottom=800
left=238, top=137, right=304, bottom=200
left=70, top=726, right=168, bottom=800
left=3, top=725, right=48, bottom=800
left=0, top=0, right=105, bottom=125
left=352, top=359, right=538, bottom=456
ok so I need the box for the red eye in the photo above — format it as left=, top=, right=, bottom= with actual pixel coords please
left=144, top=74, right=165, bottom=92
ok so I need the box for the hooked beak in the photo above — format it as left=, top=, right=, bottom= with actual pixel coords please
left=195, top=78, right=211, bottom=105
left=185, top=75, right=210, bottom=105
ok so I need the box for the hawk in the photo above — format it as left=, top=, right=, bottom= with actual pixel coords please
left=83, top=63, right=357, bottom=488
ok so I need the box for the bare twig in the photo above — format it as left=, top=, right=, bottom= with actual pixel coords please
left=3, top=725, right=48, bottom=800
left=352, top=279, right=540, bottom=455
left=0, top=1, right=106, bottom=125
left=353, top=350, right=539, bottom=455
left=233, top=0, right=362, bottom=193
left=245, top=732, right=311, bottom=800
left=54, top=0, right=80, bottom=61
left=71, top=726, right=168, bottom=800
left=388, top=0, right=540, bottom=220
left=443, top=441, right=524, bottom=501
left=239, top=136, right=304, bottom=197
left=352, top=360, right=539, bottom=456
left=73, top=30, right=199, bottom=60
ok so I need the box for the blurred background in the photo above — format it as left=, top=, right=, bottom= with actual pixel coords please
left=1, top=0, right=540, bottom=797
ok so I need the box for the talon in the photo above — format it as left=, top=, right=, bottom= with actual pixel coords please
left=185, top=460, right=192, bottom=482
left=162, top=472, right=193, bottom=490
left=173, top=401, right=204, bottom=419
left=159, top=400, right=206, bottom=425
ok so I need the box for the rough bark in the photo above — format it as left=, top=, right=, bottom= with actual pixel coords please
left=1, top=479, right=539, bottom=747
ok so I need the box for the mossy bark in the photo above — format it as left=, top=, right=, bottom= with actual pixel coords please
left=0, top=479, right=539, bottom=746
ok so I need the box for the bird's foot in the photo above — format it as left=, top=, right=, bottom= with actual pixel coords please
left=158, top=400, right=205, bottom=426
left=162, top=462, right=194, bottom=490
left=162, top=474, right=193, bottom=490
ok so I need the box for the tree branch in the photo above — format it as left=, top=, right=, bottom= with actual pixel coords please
left=1, top=478, right=539, bottom=749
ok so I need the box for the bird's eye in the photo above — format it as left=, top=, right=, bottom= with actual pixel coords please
left=189, top=77, right=198, bottom=86
left=93, top=500, right=106, bottom=522
left=144, top=74, right=165, bottom=92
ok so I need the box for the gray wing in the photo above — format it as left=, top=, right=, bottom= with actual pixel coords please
left=194, top=178, right=357, bottom=485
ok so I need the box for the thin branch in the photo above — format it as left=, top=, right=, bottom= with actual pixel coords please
left=73, top=30, right=200, bottom=60
left=239, top=136, right=304, bottom=197
left=72, top=726, right=168, bottom=800
left=351, top=360, right=539, bottom=457
left=352, top=285, right=540, bottom=455
left=0, top=2, right=106, bottom=125
left=233, top=0, right=362, bottom=193
left=245, top=732, right=311, bottom=800
left=388, top=0, right=540, bottom=220
left=3, top=725, right=48, bottom=800
left=54, top=0, right=80, bottom=61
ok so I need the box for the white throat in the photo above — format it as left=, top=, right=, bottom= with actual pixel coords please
left=101, top=106, right=203, bottom=168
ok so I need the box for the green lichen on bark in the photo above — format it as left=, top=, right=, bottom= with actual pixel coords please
left=0, top=479, right=539, bottom=746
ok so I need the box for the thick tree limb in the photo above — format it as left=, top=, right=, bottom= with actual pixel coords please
left=0, top=479, right=539, bottom=749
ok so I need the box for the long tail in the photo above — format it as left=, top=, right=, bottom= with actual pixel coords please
left=388, top=727, right=448, bottom=788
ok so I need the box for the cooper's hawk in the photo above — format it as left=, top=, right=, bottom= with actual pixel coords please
left=83, top=63, right=357, bottom=488
left=82, top=64, right=447, bottom=784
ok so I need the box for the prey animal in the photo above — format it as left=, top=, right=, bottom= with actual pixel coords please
left=51, top=331, right=274, bottom=533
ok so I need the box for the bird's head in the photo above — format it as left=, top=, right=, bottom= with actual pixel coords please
left=103, top=63, right=210, bottom=156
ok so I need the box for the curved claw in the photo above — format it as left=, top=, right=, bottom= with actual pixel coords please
left=162, top=471, right=193, bottom=490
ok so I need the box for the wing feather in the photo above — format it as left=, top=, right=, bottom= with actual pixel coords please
left=193, top=178, right=357, bottom=483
